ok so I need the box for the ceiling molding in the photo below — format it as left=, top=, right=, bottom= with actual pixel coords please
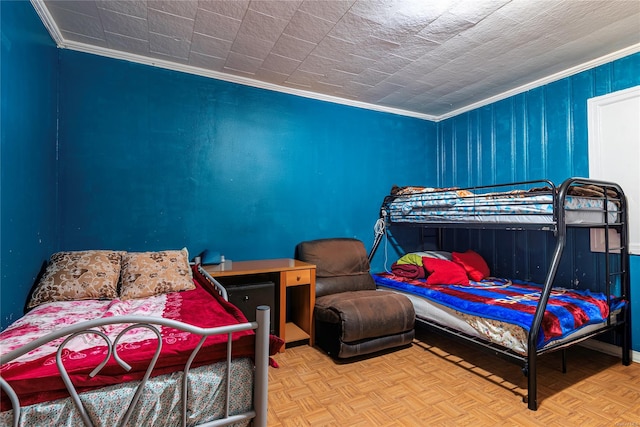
left=436, top=43, right=640, bottom=122
left=30, top=0, right=63, bottom=46
left=56, top=38, right=440, bottom=122
left=29, top=0, right=640, bottom=123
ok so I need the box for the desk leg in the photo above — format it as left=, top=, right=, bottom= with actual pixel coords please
left=309, top=269, right=315, bottom=347
left=279, top=271, right=287, bottom=352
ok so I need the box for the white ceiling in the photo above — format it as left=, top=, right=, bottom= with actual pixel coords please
left=33, top=0, right=640, bottom=121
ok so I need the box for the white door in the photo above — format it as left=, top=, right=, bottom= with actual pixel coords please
left=588, top=86, right=640, bottom=254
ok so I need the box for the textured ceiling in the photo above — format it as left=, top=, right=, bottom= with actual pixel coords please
left=34, top=0, right=640, bottom=120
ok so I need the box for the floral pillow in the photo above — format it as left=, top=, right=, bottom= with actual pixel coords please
left=119, top=248, right=194, bottom=300
left=27, top=250, right=123, bottom=309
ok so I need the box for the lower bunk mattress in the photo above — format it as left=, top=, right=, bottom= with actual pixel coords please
left=373, top=273, right=625, bottom=354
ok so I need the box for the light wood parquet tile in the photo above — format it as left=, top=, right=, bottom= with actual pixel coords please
left=267, top=330, right=640, bottom=426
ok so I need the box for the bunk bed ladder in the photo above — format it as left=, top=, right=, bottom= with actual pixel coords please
left=598, top=178, right=631, bottom=367
left=614, top=181, right=632, bottom=366
left=525, top=178, right=633, bottom=410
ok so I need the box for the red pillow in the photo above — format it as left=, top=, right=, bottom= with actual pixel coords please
left=452, top=250, right=490, bottom=281
left=423, top=257, right=469, bottom=285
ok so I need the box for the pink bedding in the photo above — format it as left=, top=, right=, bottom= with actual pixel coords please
left=1, top=274, right=282, bottom=410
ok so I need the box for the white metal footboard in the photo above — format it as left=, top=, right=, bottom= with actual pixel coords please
left=1, top=307, right=270, bottom=427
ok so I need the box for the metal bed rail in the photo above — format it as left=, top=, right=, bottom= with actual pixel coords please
left=1, top=308, right=271, bottom=427
left=381, top=179, right=558, bottom=230
left=526, top=177, right=630, bottom=410
left=378, top=178, right=625, bottom=234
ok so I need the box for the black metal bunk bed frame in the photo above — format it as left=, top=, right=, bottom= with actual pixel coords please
left=368, top=177, right=631, bottom=411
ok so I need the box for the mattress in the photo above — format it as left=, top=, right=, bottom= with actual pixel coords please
left=373, top=273, right=624, bottom=354
left=0, top=359, right=253, bottom=427
left=386, top=191, right=619, bottom=225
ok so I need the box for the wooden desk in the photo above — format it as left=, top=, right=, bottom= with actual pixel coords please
left=201, top=259, right=316, bottom=350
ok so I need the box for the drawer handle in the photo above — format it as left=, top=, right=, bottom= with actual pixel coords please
left=296, top=275, right=301, bottom=281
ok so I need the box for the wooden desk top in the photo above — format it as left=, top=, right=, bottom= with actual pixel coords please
left=201, top=258, right=315, bottom=277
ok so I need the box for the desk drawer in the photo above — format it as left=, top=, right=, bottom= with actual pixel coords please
left=284, top=269, right=311, bottom=286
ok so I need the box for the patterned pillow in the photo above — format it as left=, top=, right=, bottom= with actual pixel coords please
left=27, top=250, right=123, bottom=309
left=119, top=248, right=195, bottom=300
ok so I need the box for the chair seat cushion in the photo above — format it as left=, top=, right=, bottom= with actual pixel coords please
left=315, top=290, right=415, bottom=343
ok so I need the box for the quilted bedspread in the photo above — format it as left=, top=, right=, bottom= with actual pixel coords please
left=373, top=273, right=625, bottom=349
left=0, top=279, right=279, bottom=409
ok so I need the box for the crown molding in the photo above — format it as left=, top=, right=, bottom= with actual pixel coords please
left=30, top=0, right=640, bottom=123
left=30, top=0, right=64, bottom=46
left=52, top=39, right=439, bottom=122
left=436, top=43, right=640, bottom=122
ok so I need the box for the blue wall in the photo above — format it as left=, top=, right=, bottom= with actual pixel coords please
left=1, top=0, right=637, bottom=355
left=437, top=54, right=640, bottom=186
left=0, top=5, right=435, bottom=331
left=436, top=53, right=640, bottom=351
left=56, top=50, right=436, bottom=267
left=1, top=0, right=59, bottom=327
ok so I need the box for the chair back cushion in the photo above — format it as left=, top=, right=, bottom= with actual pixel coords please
left=295, top=238, right=376, bottom=297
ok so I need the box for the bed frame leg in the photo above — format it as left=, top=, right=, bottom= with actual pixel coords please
left=622, top=311, right=631, bottom=366
left=527, top=353, right=538, bottom=411
left=253, top=306, right=270, bottom=427
left=622, top=343, right=631, bottom=366
left=561, top=350, right=567, bottom=374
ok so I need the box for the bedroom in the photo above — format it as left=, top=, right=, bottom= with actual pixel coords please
left=1, top=0, right=639, bottom=424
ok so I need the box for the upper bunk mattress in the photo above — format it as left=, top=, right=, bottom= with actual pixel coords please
left=386, top=189, right=619, bottom=225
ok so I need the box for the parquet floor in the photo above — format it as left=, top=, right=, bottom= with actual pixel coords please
left=267, top=330, right=640, bottom=426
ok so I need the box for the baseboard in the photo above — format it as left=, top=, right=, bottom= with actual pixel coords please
left=579, top=338, right=640, bottom=363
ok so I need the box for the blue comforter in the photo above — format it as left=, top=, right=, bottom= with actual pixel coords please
left=373, top=273, right=625, bottom=349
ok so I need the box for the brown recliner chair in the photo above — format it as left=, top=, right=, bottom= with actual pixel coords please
left=295, top=238, right=415, bottom=359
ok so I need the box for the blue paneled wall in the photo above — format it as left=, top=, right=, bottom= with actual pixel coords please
left=438, top=54, right=640, bottom=186
left=436, top=53, right=640, bottom=351
left=1, top=1, right=59, bottom=327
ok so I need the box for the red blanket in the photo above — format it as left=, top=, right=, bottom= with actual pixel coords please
left=1, top=274, right=282, bottom=409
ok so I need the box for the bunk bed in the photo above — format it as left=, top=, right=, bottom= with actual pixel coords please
left=368, top=177, right=631, bottom=411
left=1, top=250, right=282, bottom=427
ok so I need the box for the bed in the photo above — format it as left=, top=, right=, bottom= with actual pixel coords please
left=384, top=179, right=620, bottom=226
left=369, top=177, right=631, bottom=411
left=0, top=249, right=283, bottom=427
